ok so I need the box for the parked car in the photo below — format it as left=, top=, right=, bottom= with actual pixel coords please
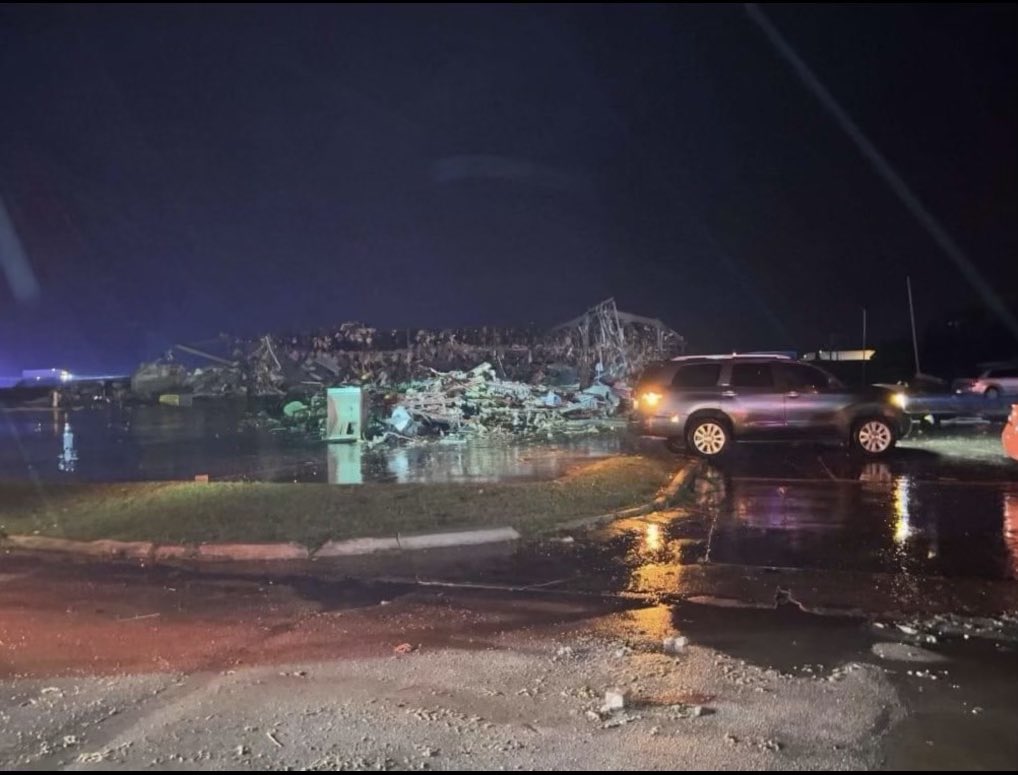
left=632, top=355, right=908, bottom=458
left=876, top=379, right=1009, bottom=425
left=955, top=366, right=1018, bottom=399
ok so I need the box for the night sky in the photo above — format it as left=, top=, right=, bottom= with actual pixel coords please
left=1, top=3, right=1016, bottom=374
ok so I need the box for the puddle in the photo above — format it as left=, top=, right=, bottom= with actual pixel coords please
left=669, top=599, right=872, bottom=674
left=695, top=468, right=1018, bottom=580
left=664, top=600, right=1018, bottom=770
left=899, top=423, right=1014, bottom=465
left=879, top=634, right=1018, bottom=771
left=358, top=434, right=625, bottom=484
left=0, top=404, right=624, bottom=484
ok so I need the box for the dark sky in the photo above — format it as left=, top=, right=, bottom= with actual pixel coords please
left=1, top=3, right=1016, bottom=374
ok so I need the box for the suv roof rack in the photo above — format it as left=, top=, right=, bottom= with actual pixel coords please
left=671, top=352, right=793, bottom=362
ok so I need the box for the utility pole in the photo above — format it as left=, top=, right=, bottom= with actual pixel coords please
left=861, top=307, right=867, bottom=385
left=907, top=276, right=921, bottom=376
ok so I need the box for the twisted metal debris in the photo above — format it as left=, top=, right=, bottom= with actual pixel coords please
left=131, top=299, right=684, bottom=440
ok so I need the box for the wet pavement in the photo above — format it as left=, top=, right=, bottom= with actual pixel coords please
left=300, top=433, right=1017, bottom=609
left=172, top=428, right=1011, bottom=623
left=682, top=431, right=1018, bottom=582
left=2, top=418, right=1017, bottom=768
left=666, top=601, right=1018, bottom=772
left=696, top=460, right=1018, bottom=580
left=1, top=555, right=1016, bottom=770
left=0, top=404, right=624, bottom=484
left=3, top=405, right=1017, bottom=618
left=5, top=406, right=1016, bottom=609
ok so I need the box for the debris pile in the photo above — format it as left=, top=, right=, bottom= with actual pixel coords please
left=131, top=361, right=188, bottom=398
left=548, top=298, right=682, bottom=384
left=185, top=366, right=243, bottom=397
left=130, top=298, right=684, bottom=442
left=383, top=362, right=625, bottom=440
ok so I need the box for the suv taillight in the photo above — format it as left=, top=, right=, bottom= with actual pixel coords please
left=636, top=391, right=662, bottom=411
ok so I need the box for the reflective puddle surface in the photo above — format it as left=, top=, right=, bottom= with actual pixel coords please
left=0, top=404, right=625, bottom=484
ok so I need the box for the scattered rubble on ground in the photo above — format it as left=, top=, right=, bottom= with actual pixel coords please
left=870, top=642, right=948, bottom=663
left=663, top=635, right=689, bottom=655
left=885, top=612, right=1018, bottom=643
left=0, top=614, right=910, bottom=771
left=130, top=298, right=684, bottom=444
left=601, top=687, right=629, bottom=713
left=600, top=710, right=643, bottom=729
left=667, top=703, right=705, bottom=719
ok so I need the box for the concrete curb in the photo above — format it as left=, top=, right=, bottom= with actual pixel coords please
left=78, top=539, right=155, bottom=560
left=1, top=527, right=521, bottom=563
left=555, top=502, right=654, bottom=531
left=316, top=537, right=401, bottom=557
left=0, top=461, right=691, bottom=563
left=4, top=535, right=155, bottom=559
left=652, top=458, right=703, bottom=509
left=196, top=542, right=308, bottom=562
left=4, top=535, right=87, bottom=553
left=555, top=458, right=701, bottom=532
left=396, top=527, right=520, bottom=550
left=153, top=544, right=196, bottom=561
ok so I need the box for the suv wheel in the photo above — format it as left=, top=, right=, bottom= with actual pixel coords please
left=687, top=417, right=730, bottom=458
left=985, top=386, right=1000, bottom=400
left=851, top=417, right=896, bottom=456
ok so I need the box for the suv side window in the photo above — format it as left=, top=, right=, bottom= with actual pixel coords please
left=775, top=363, right=830, bottom=392
left=730, top=362, right=775, bottom=388
left=992, top=367, right=1018, bottom=378
left=672, top=363, right=722, bottom=388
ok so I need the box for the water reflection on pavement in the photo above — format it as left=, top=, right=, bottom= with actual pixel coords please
left=698, top=464, right=1018, bottom=580
left=681, top=437, right=1018, bottom=581
left=395, top=437, right=1018, bottom=613
left=3, top=404, right=1017, bottom=608
left=0, top=404, right=625, bottom=484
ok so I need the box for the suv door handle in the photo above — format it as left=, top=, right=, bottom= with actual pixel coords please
left=721, top=390, right=736, bottom=398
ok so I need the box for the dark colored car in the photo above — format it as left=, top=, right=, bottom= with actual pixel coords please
left=877, top=380, right=1010, bottom=425
left=632, top=355, right=908, bottom=457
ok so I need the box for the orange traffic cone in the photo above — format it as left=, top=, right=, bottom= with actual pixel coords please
left=1003, top=405, right=1018, bottom=462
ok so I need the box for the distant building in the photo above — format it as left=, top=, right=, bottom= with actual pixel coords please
left=802, top=349, right=875, bottom=363
left=20, top=368, right=73, bottom=385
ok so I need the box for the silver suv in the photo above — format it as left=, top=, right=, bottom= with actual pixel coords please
left=632, top=355, right=908, bottom=457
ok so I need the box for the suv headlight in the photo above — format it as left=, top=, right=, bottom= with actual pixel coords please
left=891, top=392, right=908, bottom=410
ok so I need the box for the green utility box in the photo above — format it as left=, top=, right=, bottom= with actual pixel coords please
left=325, top=386, right=365, bottom=442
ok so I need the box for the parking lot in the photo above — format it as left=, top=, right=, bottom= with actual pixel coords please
left=688, top=426, right=1018, bottom=581
left=354, top=421, right=1018, bottom=616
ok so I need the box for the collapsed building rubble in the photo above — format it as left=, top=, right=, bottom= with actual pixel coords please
left=132, top=298, right=685, bottom=441
left=383, top=362, right=624, bottom=441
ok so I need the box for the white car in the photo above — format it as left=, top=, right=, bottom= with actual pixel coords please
left=966, top=366, right=1018, bottom=399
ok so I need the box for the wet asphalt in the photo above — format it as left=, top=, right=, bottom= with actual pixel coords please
left=0, top=404, right=626, bottom=484
left=666, top=600, right=1018, bottom=771
left=2, top=553, right=1016, bottom=770
left=3, top=407, right=1018, bottom=769
left=299, top=426, right=1017, bottom=618
left=3, top=406, right=1017, bottom=612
